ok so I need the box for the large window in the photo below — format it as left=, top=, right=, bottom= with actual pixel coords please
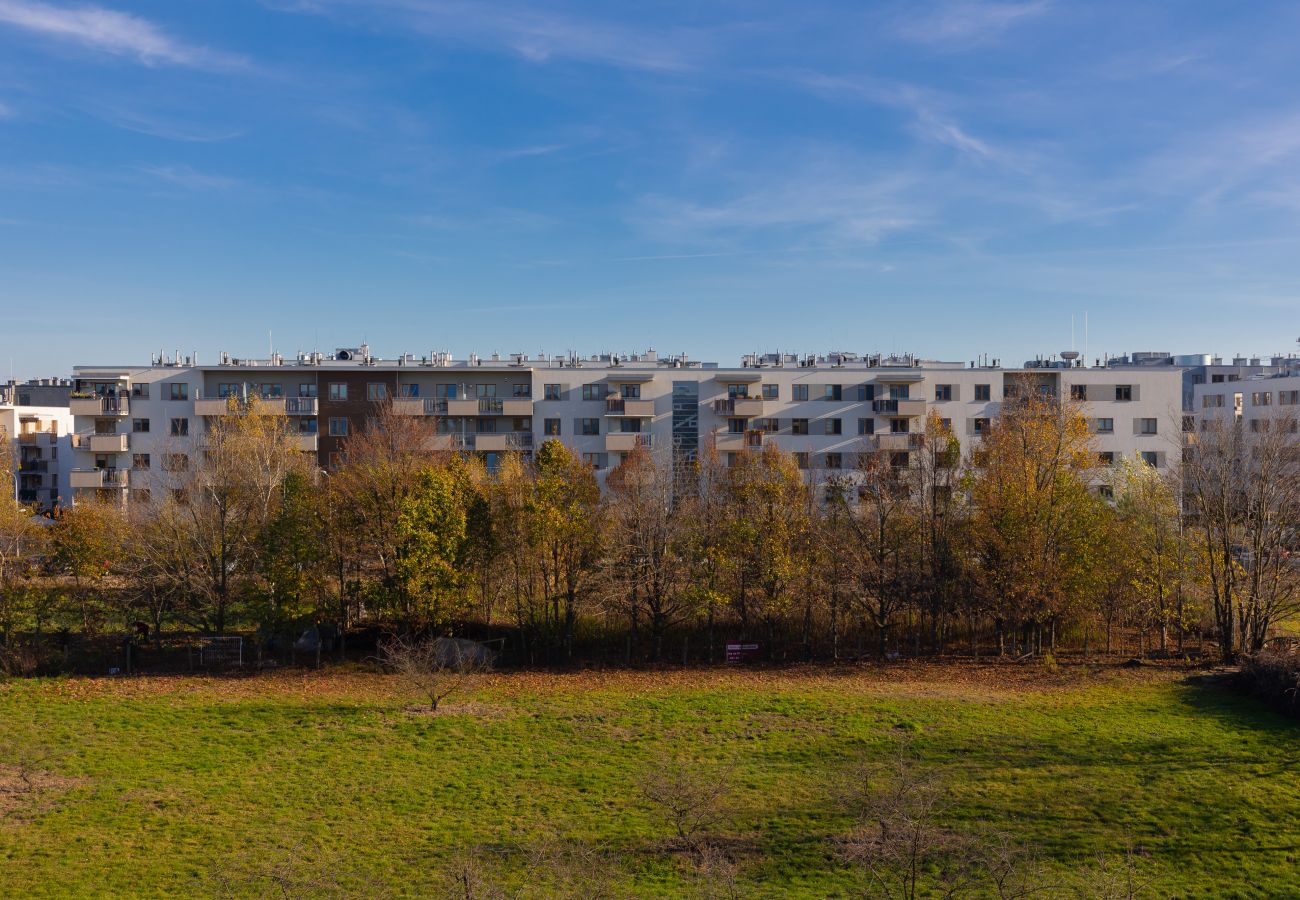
left=934, top=384, right=952, bottom=402
left=544, top=384, right=561, bottom=401
left=544, top=418, right=561, bottom=436
left=1251, top=391, right=1272, bottom=406
left=791, top=418, right=809, bottom=435
left=974, top=384, right=991, bottom=402
left=824, top=418, right=842, bottom=435
left=328, top=417, right=349, bottom=436
left=823, top=384, right=842, bottom=401
left=513, top=383, right=531, bottom=397
left=169, top=383, right=188, bottom=401
left=858, top=418, right=874, bottom=435
left=367, top=383, right=388, bottom=401
left=621, top=384, right=641, bottom=399
left=762, top=384, right=779, bottom=400
left=1138, top=418, right=1158, bottom=435
left=792, top=385, right=809, bottom=401
left=1095, top=418, right=1114, bottom=433
left=580, top=418, right=600, bottom=435
left=169, top=418, right=189, bottom=436
left=1115, top=384, right=1133, bottom=401
left=328, top=383, right=348, bottom=401
left=582, top=384, right=603, bottom=401
left=132, top=418, right=150, bottom=433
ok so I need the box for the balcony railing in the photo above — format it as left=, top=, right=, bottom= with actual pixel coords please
left=284, top=397, right=318, bottom=415
left=16, top=431, right=54, bottom=445
left=19, top=459, right=48, bottom=473
left=606, top=397, right=655, bottom=416
left=73, top=432, right=129, bottom=453
left=872, top=398, right=926, bottom=416
left=70, top=468, right=128, bottom=490
left=605, top=433, right=653, bottom=452
left=70, top=396, right=129, bottom=416
left=194, top=394, right=288, bottom=416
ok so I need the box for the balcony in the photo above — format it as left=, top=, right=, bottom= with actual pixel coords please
left=285, top=397, right=318, bottom=415
left=70, top=468, right=127, bottom=490
left=502, top=399, right=533, bottom=417
left=195, top=396, right=287, bottom=416
left=295, top=434, right=319, bottom=453
left=16, top=431, right=54, bottom=445
left=446, top=398, right=480, bottom=417
left=872, top=398, right=926, bottom=416
left=18, top=459, right=48, bottom=473
left=73, top=432, right=129, bottom=453
left=713, top=397, right=763, bottom=417
left=605, top=398, right=655, bottom=417
left=393, top=398, right=448, bottom=416
left=70, top=396, right=128, bottom=417
left=875, top=433, right=919, bottom=451
left=605, top=433, right=653, bottom=452
left=473, top=434, right=510, bottom=452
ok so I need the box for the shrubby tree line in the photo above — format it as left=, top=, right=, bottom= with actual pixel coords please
left=0, top=390, right=1296, bottom=670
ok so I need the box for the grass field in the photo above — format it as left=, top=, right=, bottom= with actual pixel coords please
left=0, top=661, right=1296, bottom=898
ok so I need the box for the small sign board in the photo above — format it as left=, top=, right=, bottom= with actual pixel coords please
left=725, top=642, right=761, bottom=664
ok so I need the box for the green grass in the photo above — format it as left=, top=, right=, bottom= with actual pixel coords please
left=0, top=663, right=1297, bottom=897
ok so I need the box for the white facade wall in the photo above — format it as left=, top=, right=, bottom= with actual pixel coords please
left=2, top=404, right=74, bottom=511
left=69, top=353, right=1187, bottom=505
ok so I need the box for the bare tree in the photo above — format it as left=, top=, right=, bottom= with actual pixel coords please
left=638, top=752, right=735, bottom=848
left=380, top=633, right=492, bottom=712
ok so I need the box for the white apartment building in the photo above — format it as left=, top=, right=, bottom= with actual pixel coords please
left=2, top=400, right=74, bottom=513
left=1193, top=370, right=1300, bottom=433
left=67, top=346, right=1186, bottom=505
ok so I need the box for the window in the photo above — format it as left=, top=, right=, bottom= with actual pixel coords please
left=476, top=384, right=497, bottom=399
left=890, top=451, right=909, bottom=468
left=544, top=418, right=561, bottom=436
left=132, top=418, right=150, bottom=433
left=973, top=417, right=991, bottom=435
left=974, top=384, right=991, bottom=402
left=791, top=418, right=809, bottom=435
left=1182, top=416, right=1195, bottom=433
left=513, top=383, right=531, bottom=397
left=1095, top=418, right=1114, bottom=434
left=728, top=418, right=746, bottom=434
left=163, top=453, right=188, bottom=472
left=890, top=418, right=909, bottom=434
left=934, top=384, right=952, bottom=402
left=582, top=452, right=604, bottom=469
left=580, top=418, right=600, bottom=436
left=792, top=384, right=809, bottom=401
left=727, top=383, right=748, bottom=398
left=1098, top=451, right=1114, bottom=465
left=795, top=452, right=809, bottom=470
left=169, top=383, right=188, bottom=401
left=621, top=384, right=641, bottom=399
left=169, top=418, right=189, bottom=436
left=755, top=418, right=779, bottom=432
left=1098, top=485, right=1114, bottom=500
left=132, top=453, right=150, bottom=470
left=261, top=383, right=284, bottom=399
left=435, top=384, right=458, bottom=399
left=888, top=384, right=910, bottom=400
left=823, top=452, right=842, bottom=470
left=131, top=384, right=149, bottom=399
left=298, top=419, right=318, bottom=435
left=858, top=418, right=875, bottom=435
left=477, top=418, right=496, bottom=434
left=1115, top=385, right=1132, bottom=401
left=218, top=382, right=240, bottom=398
left=400, top=383, right=420, bottom=397
left=857, top=384, right=875, bottom=402
left=1140, top=451, right=1159, bottom=467
left=582, top=384, right=603, bottom=401
left=824, top=384, right=842, bottom=401
left=367, top=383, right=388, bottom=401
left=1249, top=419, right=1270, bottom=433
left=618, top=418, right=642, bottom=434
left=824, top=418, right=842, bottom=435
left=939, top=418, right=952, bottom=431
left=328, top=452, right=345, bottom=470
left=1203, top=394, right=1225, bottom=408
left=1138, top=418, right=1157, bottom=435
left=762, top=384, right=779, bottom=400
left=328, top=417, right=349, bottom=437
left=1279, top=390, right=1299, bottom=406
left=328, top=383, right=348, bottom=401
left=1070, top=385, right=1087, bottom=401
left=512, top=417, right=531, bottom=432
left=544, top=384, right=561, bottom=401
left=1252, top=391, right=1272, bottom=406
left=299, top=383, right=318, bottom=398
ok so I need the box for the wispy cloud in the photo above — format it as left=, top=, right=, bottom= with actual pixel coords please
left=279, top=0, right=704, bottom=72
left=0, top=0, right=248, bottom=70
left=138, top=164, right=240, bottom=190
left=895, top=0, right=1050, bottom=46
left=0, top=99, right=13, bottom=119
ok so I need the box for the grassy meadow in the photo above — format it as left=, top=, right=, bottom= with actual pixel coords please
left=0, top=661, right=1296, bottom=897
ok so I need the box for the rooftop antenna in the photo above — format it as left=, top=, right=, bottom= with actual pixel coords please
left=1084, top=312, right=1089, bottom=368
left=268, top=329, right=273, bottom=360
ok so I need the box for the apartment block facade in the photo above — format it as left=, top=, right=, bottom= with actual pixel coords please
left=1193, top=370, right=1300, bottom=432
left=2, top=379, right=75, bottom=512
left=67, top=346, right=1187, bottom=505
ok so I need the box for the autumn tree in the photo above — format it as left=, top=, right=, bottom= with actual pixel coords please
left=49, top=500, right=124, bottom=633
left=530, top=439, right=603, bottom=661
left=393, top=458, right=480, bottom=628
left=967, top=389, right=1101, bottom=655
left=604, top=443, right=693, bottom=661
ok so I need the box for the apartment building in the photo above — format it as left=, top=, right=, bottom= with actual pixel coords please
left=67, top=346, right=1186, bottom=505
left=1, top=379, right=75, bottom=512
left=1193, top=369, right=1300, bottom=434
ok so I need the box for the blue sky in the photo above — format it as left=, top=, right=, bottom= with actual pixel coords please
left=2, top=1, right=1299, bottom=376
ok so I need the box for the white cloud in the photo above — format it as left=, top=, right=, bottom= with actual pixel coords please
left=280, top=0, right=701, bottom=73
left=0, top=0, right=248, bottom=70
left=0, top=99, right=13, bottom=119
left=138, top=164, right=240, bottom=190
left=895, top=1, right=1050, bottom=46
